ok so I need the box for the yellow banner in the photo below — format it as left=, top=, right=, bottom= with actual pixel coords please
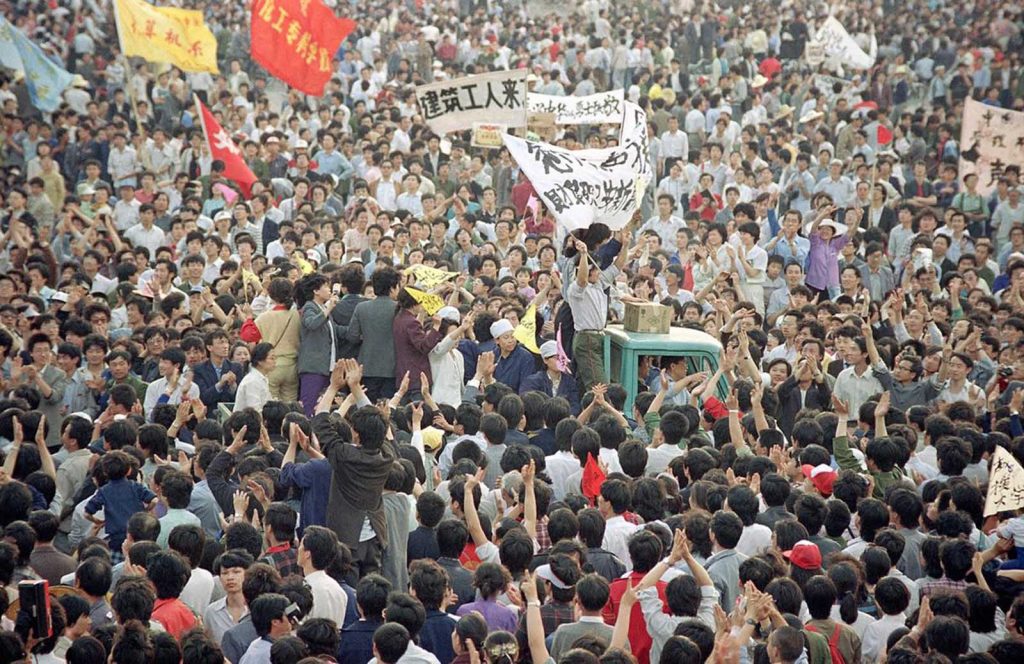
left=514, top=304, right=540, bottom=354
left=115, top=0, right=219, bottom=73
left=405, top=287, right=445, bottom=316
left=405, top=265, right=459, bottom=291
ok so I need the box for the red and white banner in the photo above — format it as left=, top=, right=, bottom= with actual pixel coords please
left=195, top=96, right=257, bottom=197
left=250, top=0, right=355, bottom=96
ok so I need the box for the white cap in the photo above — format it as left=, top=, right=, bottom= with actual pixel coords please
left=50, top=292, right=69, bottom=303
left=535, top=564, right=572, bottom=589
left=540, top=340, right=558, bottom=358
left=438, top=306, right=461, bottom=322
left=214, top=210, right=232, bottom=222
left=294, top=139, right=309, bottom=149
left=490, top=319, right=515, bottom=339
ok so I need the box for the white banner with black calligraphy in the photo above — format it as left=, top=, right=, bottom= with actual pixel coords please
left=959, top=98, right=1024, bottom=196
left=502, top=101, right=652, bottom=232
left=812, top=16, right=874, bottom=70
left=415, top=69, right=528, bottom=136
left=984, top=446, right=1024, bottom=516
left=527, top=90, right=625, bottom=125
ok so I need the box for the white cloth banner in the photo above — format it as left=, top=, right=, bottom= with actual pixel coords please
left=526, top=0, right=571, bottom=18
left=985, top=446, right=1024, bottom=516
left=959, top=98, right=1024, bottom=196
left=527, top=90, right=625, bottom=125
left=415, top=69, right=528, bottom=135
left=503, top=101, right=652, bottom=232
left=811, top=17, right=875, bottom=70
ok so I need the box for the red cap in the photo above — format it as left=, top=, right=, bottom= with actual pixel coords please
left=801, top=463, right=837, bottom=497
left=783, top=540, right=823, bottom=570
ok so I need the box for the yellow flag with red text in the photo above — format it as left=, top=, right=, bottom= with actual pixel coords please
left=115, top=0, right=219, bottom=73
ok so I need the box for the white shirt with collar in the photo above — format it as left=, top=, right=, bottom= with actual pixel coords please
left=602, top=515, right=641, bottom=573
left=305, top=569, right=348, bottom=626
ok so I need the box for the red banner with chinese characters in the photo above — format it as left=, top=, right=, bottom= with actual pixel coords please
left=195, top=97, right=257, bottom=197
left=251, top=0, right=355, bottom=96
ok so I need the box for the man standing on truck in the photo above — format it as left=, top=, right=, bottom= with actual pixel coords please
left=566, top=228, right=637, bottom=392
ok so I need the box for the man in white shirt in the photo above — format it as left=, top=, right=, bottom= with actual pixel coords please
left=396, top=173, right=424, bottom=217
left=123, top=204, right=168, bottom=257
left=299, top=526, right=348, bottom=626
left=640, top=195, right=685, bottom=252
left=598, top=479, right=641, bottom=572
left=659, top=116, right=689, bottom=174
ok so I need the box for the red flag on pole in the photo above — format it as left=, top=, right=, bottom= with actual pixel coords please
left=195, top=96, right=257, bottom=197
left=250, top=0, right=355, bottom=96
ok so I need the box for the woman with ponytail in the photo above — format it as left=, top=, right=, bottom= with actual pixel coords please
left=450, top=613, right=488, bottom=664
left=827, top=560, right=875, bottom=638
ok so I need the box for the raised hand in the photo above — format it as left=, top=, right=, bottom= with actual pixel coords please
left=831, top=395, right=849, bottom=416
left=329, top=360, right=347, bottom=390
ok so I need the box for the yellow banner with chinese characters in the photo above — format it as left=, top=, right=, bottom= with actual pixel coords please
left=405, top=287, right=445, bottom=316
left=405, top=265, right=459, bottom=291
left=114, top=0, right=219, bottom=73
left=514, top=304, right=541, bottom=354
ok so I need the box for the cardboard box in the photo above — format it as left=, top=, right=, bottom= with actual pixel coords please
left=623, top=302, right=672, bottom=334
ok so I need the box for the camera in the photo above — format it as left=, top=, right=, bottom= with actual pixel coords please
left=999, top=366, right=1013, bottom=377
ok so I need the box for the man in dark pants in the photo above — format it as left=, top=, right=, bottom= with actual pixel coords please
left=312, top=364, right=397, bottom=576
left=342, top=266, right=400, bottom=402
left=330, top=263, right=367, bottom=360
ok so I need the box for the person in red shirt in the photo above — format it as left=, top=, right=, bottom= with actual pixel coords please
left=690, top=173, right=723, bottom=222
left=146, top=550, right=198, bottom=638
left=602, top=530, right=671, bottom=664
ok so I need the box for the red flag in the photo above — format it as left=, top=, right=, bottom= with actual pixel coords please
left=195, top=97, right=257, bottom=197
left=877, top=125, right=893, bottom=145
left=251, top=0, right=355, bottom=96
left=581, top=454, right=606, bottom=503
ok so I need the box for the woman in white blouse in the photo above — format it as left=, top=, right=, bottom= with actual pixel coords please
left=429, top=307, right=474, bottom=406
left=234, top=342, right=275, bottom=413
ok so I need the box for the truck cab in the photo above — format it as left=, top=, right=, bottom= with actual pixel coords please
left=601, top=324, right=726, bottom=415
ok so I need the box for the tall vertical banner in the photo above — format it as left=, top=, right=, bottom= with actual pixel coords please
left=415, top=69, right=528, bottom=135
left=114, top=0, right=219, bottom=73
left=809, top=16, right=875, bottom=71
left=195, top=97, right=257, bottom=197
left=250, top=0, right=355, bottom=96
left=959, top=98, right=1024, bottom=196
left=502, top=101, right=652, bottom=232
left=984, top=446, right=1024, bottom=516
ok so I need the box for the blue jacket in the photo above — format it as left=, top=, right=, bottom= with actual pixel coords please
left=192, top=359, right=243, bottom=411
left=494, top=345, right=537, bottom=393
left=520, top=369, right=581, bottom=414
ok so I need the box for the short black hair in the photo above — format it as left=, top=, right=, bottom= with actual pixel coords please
left=146, top=550, right=191, bottom=599
left=76, top=556, right=113, bottom=597
left=251, top=592, right=289, bottom=637
left=415, top=492, right=446, bottom=528
left=373, top=623, right=410, bottom=664
left=874, top=577, right=910, bottom=616
left=301, top=526, right=339, bottom=570
left=575, top=573, right=610, bottom=612
left=167, top=524, right=206, bottom=568
left=710, top=511, right=743, bottom=549
left=356, top=573, right=393, bottom=618
left=436, top=519, right=469, bottom=558
left=111, top=575, right=156, bottom=623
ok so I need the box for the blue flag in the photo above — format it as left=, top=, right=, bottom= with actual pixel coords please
left=0, top=17, right=73, bottom=112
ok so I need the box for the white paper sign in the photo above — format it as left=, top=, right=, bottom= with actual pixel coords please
left=503, top=101, right=652, bottom=232
left=527, top=90, right=625, bottom=125
left=416, top=69, right=528, bottom=135
left=985, top=446, right=1024, bottom=516
left=814, top=16, right=875, bottom=70
left=959, top=98, right=1024, bottom=196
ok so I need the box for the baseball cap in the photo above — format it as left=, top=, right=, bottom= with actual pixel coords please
left=490, top=319, right=514, bottom=339
left=540, top=340, right=558, bottom=358
left=535, top=564, right=572, bottom=589
left=801, top=464, right=837, bottom=496
left=437, top=306, right=460, bottom=323
left=783, top=540, right=823, bottom=570
left=50, top=292, right=69, bottom=303
left=420, top=427, right=444, bottom=452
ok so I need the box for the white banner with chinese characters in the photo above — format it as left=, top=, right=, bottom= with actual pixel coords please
left=959, top=98, right=1024, bottom=196
left=415, top=69, right=528, bottom=135
left=502, top=101, right=652, bottom=232
left=527, top=90, right=624, bottom=125
left=811, top=16, right=874, bottom=70
left=984, top=446, right=1024, bottom=516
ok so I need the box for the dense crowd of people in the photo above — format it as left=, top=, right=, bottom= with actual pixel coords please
left=0, top=0, right=1023, bottom=663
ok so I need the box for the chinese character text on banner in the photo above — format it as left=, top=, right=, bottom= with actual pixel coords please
left=527, top=90, right=625, bottom=125
left=251, top=0, right=355, bottom=97
left=502, top=101, right=651, bottom=232
left=415, top=69, right=528, bottom=135
left=959, top=98, right=1024, bottom=196
left=114, top=0, right=219, bottom=73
